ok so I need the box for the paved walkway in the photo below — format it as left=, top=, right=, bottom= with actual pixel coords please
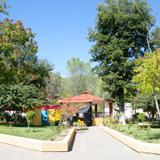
left=0, top=126, right=160, bottom=160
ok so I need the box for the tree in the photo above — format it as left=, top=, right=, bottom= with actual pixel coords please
left=66, top=57, right=102, bottom=96
left=67, top=57, right=90, bottom=95
left=0, top=1, right=55, bottom=117
left=0, top=18, right=38, bottom=84
left=133, top=50, right=160, bottom=117
left=44, top=72, right=62, bottom=100
left=88, top=0, right=154, bottom=122
left=26, top=60, right=53, bottom=88
left=0, top=18, right=54, bottom=89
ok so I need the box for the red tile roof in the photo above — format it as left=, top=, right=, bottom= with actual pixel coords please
left=58, top=92, right=104, bottom=104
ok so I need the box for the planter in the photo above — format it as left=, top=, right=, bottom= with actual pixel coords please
left=0, top=128, right=76, bottom=152
left=100, top=125, right=160, bottom=155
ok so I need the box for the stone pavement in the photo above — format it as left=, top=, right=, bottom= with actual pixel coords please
left=0, top=126, right=160, bottom=160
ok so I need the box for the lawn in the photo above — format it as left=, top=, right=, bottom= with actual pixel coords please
left=108, top=123, right=160, bottom=143
left=0, top=125, right=64, bottom=140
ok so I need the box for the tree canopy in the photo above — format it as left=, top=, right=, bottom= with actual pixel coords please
left=62, top=57, right=102, bottom=96
left=88, top=0, right=154, bottom=112
left=133, top=50, right=160, bottom=118
left=0, top=19, right=38, bottom=84
left=133, top=50, right=160, bottom=94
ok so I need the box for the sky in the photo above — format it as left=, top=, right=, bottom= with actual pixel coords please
left=1, top=0, right=160, bottom=77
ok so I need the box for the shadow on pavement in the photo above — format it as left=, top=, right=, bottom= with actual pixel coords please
left=68, top=132, right=77, bottom=152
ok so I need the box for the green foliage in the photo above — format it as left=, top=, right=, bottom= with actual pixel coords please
left=26, top=111, right=35, bottom=121
left=0, top=125, right=62, bottom=140
left=137, top=113, right=146, bottom=122
left=88, top=0, right=154, bottom=112
left=44, top=72, right=61, bottom=100
left=104, top=116, right=115, bottom=126
left=133, top=51, right=160, bottom=94
left=0, top=18, right=38, bottom=84
left=110, top=124, right=160, bottom=143
left=64, top=57, right=102, bottom=96
left=132, top=94, right=158, bottom=121
left=0, top=84, right=42, bottom=111
left=26, top=110, right=35, bottom=129
left=0, top=18, right=54, bottom=107
left=0, top=1, right=55, bottom=115
left=133, top=50, right=160, bottom=118
left=132, top=94, right=155, bottom=111
left=28, top=60, right=53, bottom=89
left=0, top=19, right=53, bottom=88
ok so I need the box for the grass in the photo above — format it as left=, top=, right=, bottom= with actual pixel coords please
left=0, top=125, right=64, bottom=140
left=108, top=123, right=160, bottom=143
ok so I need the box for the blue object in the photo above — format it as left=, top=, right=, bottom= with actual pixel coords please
left=41, top=110, right=48, bottom=125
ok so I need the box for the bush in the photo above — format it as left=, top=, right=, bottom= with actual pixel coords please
left=0, top=84, right=42, bottom=111
left=137, top=113, right=146, bottom=122
left=114, top=112, right=121, bottom=122
left=104, top=116, right=115, bottom=126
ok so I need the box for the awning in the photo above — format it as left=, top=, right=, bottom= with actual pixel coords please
left=77, top=105, right=90, bottom=113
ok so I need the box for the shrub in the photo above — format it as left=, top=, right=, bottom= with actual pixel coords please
left=26, top=111, right=35, bottom=129
left=104, top=116, right=115, bottom=126
left=137, top=113, right=146, bottom=122
left=0, top=84, right=43, bottom=111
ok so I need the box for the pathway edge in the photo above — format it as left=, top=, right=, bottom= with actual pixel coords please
left=100, top=125, right=160, bottom=155
left=0, top=127, right=76, bottom=152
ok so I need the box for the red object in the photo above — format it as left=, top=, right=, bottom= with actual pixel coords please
left=58, top=91, right=104, bottom=104
left=36, top=105, right=61, bottom=110
left=109, top=102, right=113, bottom=115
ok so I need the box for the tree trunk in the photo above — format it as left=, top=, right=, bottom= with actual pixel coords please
left=118, top=102, right=126, bottom=124
left=27, top=120, right=31, bottom=130
left=117, top=88, right=126, bottom=124
left=154, top=95, right=160, bottom=119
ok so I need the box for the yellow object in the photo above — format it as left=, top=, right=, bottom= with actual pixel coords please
left=77, top=119, right=85, bottom=126
left=48, top=109, right=62, bottom=124
left=32, top=109, right=41, bottom=126
left=92, top=117, right=104, bottom=126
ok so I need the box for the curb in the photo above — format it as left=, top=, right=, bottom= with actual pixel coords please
left=0, top=128, right=76, bottom=152
left=100, top=125, right=160, bottom=155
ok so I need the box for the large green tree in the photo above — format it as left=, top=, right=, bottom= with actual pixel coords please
left=88, top=0, right=154, bottom=118
left=0, top=0, right=57, bottom=114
